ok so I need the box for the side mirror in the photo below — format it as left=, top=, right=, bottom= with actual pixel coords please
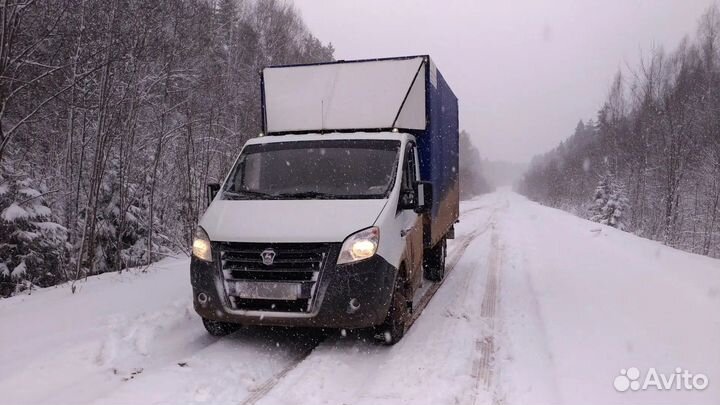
left=413, top=181, right=432, bottom=214
left=399, top=188, right=417, bottom=210
left=206, top=183, right=220, bottom=207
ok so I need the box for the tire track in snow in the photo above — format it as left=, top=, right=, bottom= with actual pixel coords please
left=409, top=216, right=493, bottom=328
left=432, top=204, right=500, bottom=331
left=492, top=192, right=564, bottom=405
left=471, top=225, right=503, bottom=405
left=238, top=339, right=322, bottom=405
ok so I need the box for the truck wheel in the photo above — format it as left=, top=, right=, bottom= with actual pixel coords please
left=202, top=317, right=240, bottom=337
left=424, top=237, right=447, bottom=282
left=376, top=271, right=411, bottom=345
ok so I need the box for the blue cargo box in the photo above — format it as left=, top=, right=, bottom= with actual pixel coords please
left=418, top=61, right=459, bottom=247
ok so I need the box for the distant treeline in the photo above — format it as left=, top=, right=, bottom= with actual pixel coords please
left=459, top=130, right=493, bottom=199
left=520, top=5, right=720, bottom=258
left=0, top=0, right=333, bottom=296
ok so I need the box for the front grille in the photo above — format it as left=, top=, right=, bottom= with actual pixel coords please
left=216, top=242, right=334, bottom=313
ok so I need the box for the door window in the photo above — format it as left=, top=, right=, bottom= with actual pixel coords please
left=402, top=143, right=417, bottom=190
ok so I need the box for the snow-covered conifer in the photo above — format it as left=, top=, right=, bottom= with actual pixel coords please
left=0, top=163, right=68, bottom=296
left=589, top=172, right=629, bottom=230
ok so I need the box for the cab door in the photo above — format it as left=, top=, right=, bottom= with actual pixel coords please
left=398, top=142, right=424, bottom=289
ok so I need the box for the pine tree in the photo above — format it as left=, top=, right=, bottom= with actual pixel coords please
left=0, top=163, right=68, bottom=296
left=91, top=159, right=170, bottom=274
left=589, top=172, right=629, bottom=230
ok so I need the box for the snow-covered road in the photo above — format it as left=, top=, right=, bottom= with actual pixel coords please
left=2, top=190, right=719, bottom=405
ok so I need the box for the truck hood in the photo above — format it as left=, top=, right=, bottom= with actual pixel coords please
left=199, top=199, right=389, bottom=243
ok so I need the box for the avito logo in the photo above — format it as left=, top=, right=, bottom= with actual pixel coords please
left=614, top=367, right=709, bottom=392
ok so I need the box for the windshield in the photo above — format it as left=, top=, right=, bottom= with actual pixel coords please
left=222, top=139, right=401, bottom=200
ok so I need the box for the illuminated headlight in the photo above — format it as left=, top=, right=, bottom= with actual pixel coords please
left=337, top=227, right=379, bottom=265
left=192, top=226, right=213, bottom=262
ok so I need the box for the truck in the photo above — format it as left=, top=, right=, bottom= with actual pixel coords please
left=190, top=55, right=459, bottom=344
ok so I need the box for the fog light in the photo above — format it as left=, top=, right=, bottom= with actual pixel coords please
left=197, top=292, right=208, bottom=304
left=348, top=298, right=361, bottom=313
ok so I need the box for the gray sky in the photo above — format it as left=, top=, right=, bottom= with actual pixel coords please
left=293, top=0, right=716, bottom=163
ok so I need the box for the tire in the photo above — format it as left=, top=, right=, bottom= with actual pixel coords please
left=375, top=270, right=411, bottom=345
left=202, top=317, right=241, bottom=337
left=424, top=237, right=447, bottom=282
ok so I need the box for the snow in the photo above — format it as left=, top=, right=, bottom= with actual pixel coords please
left=18, top=187, right=41, bottom=198
left=0, top=257, right=199, bottom=405
left=28, top=204, right=52, bottom=217
left=1, top=190, right=719, bottom=405
left=2, top=202, right=29, bottom=221
left=10, top=261, right=26, bottom=279
left=494, top=190, right=720, bottom=405
left=13, top=230, right=40, bottom=241
left=32, top=221, right=68, bottom=232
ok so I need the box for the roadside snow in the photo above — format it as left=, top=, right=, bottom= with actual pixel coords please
left=0, top=257, right=202, bottom=405
left=494, top=190, right=720, bottom=405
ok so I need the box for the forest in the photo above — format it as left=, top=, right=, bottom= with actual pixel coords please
left=0, top=0, right=493, bottom=297
left=520, top=5, right=720, bottom=259
left=0, top=0, right=334, bottom=296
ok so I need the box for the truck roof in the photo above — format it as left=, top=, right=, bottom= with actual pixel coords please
left=245, top=131, right=411, bottom=146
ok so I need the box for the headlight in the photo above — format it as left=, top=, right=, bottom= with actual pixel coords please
left=192, top=226, right=213, bottom=262
left=337, top=227, right=379, bottom=265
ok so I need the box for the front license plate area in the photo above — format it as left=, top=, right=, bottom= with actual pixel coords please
left=232, top=281, right=302, bottom=300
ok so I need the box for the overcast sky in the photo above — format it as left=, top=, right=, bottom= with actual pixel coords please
left=293, top=0, right=716, bottom=163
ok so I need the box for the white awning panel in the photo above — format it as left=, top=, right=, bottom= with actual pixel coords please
left=263, top=57, right=427, bottom=133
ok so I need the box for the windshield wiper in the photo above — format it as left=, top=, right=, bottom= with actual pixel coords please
left=223, top=189, right=275, bottom=200
left=272, top=191, right=341, bottom=199
left=225, top=189, right=360, bottom=200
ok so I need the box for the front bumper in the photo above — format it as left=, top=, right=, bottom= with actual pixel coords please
left=190, top=252, right=397, bottom=329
